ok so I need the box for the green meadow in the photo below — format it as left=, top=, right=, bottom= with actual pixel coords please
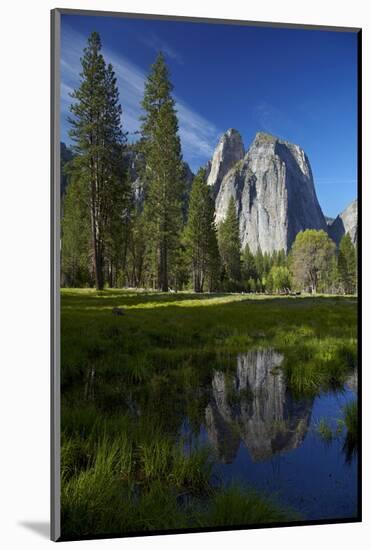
left=60, top=289, right=357, bottom=538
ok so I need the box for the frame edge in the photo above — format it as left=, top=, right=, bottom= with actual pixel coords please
left=51, top=7, right=61, bottom=543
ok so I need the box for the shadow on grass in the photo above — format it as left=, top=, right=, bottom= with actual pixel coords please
left=61, top=289, right=357, bottom=314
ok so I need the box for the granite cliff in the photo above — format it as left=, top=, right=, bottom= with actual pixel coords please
left=328, top=199, right=358, bottom=246
left=211, top=131, right=327, bottom=253
left=206, top=128, right=245, bottom=197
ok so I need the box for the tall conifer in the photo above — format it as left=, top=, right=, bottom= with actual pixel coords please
left=338, top=233, right=356, bottom=294
left=218, top=197, right=241, bottom=283
left=68, top=32, right=127, bottom=290
left=140, top=53, right=184, bottom=291
left=184, top=168, right=220, bottom=292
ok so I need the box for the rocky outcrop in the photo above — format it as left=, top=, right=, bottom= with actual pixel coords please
left=328, top=199, right=357, bottom=246
left=213, top=132, right=327, bottom=253
left=123, top=148, right=145, bottom=203
left=206, top=129, right=245, bottom=197
left=204, top=349, right=313, bottom=463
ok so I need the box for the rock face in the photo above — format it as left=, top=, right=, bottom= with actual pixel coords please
left=123, top=148, right=145, bottom=203
left=206, top=129, right=245, bottom=197
left=328, top=199, right=358, bottom=246
left=204, top=349, right=313, bottom=463
left=213, top=132, right=327, bottom=253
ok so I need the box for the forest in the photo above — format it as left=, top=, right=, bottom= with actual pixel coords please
left=61, top=32, right=357, bottom=296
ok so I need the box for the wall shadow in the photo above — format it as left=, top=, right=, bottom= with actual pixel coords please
left=18, top=521, right=49, bottom=539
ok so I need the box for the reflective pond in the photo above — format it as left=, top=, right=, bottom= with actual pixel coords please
left=181, top=349, right=358, bottom=520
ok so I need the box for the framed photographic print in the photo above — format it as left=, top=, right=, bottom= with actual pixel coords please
left=51, top=8, right=361, bottom=542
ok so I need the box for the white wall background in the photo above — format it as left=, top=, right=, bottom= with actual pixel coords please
left=0, top=0, right=369, bottom=548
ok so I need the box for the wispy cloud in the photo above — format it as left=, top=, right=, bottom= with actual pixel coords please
left=60, top=24, right=219, bottom=168
left=138, top=32, right=184, bottom=65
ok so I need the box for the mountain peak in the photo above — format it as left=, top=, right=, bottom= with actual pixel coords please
left=252, top=131, right=278, bottom=145
left=206, top=128, right=245, bottom=195
left=213, top=131, right=326, bottom=253
left=328, top=199, right=357, bottom=246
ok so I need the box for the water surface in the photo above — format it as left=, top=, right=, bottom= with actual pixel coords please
left=182, top=349, right=358, bottom=520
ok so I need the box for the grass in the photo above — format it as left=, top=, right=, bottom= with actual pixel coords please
left=315, top=418, right=334, bottom=442
left=61, top=435, right=293, bottom=537
left=314, top=399, right=358, bottom=461
left=342, top=400, right=358, bottom=463
left=198, top=486, right=295, bottom=527
left=343, top=400, right=358, bottom=437
left=60, top=288, right=357, bottom=537
left=61, top=427, right=292, bottom=537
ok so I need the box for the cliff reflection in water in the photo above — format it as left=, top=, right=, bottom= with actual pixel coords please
left=205, top=349, right=313, bottom=463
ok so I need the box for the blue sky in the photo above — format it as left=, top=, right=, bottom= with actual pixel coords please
left=60, top=14, right=358, bottom=217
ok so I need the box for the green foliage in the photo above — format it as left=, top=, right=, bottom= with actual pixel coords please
left=241, top=244, right=257, bottom=281
left=337, top=399, right=358, bottom=463
left=281, top=335, right=356, bottom=397
left=248, top=277, right=256, bottom=293
left=289, top=230, right=336, bottom=293
left=265, top=266, right=291, bottom=293
left=200, top=486, right=292, bottom=527
left=125, top=208, right=147, bottom=288
left=184, top=168, right=220, bottom=292
left=338, top=234, right=357, bottom=294
left=218, top=197, right=241, bottom=284
left=60, top=142, right=74, bottom=196
left=315, top=418, right=333, bottom=442
left=343, top=400, right=358, bottom=440
left=140, top=53, right=185, bottom=291
left=255, top=246, right=264, bottom=280
left=61, top=173, right=91, bottom=287
left=67, top=32, right=129, bottom=290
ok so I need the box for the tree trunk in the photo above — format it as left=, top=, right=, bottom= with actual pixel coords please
left=193, top=269, right=200, bottom=293
left=95, top=248, right=104, bottom=290
left=90, top=207, right=103, bottom=291
left=108, top=259, right=113, bottom=288
left=158, top=242, right=168, bottom=292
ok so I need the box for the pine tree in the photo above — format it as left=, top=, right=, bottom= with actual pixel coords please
left=218, top=197, right=241, bottom=284
left=241, top=244, right=257, bottom=282
left=255, top=246, right=264, bottom=281
left=248, top=278, right=256, bottom=293
left=338, top=233, right=356, bottom=294
left=102, top=63, right=130, bottom=287
left=184, top=168, right=220, bottom=292
left=263, top=252, right=272, bottom=277
left=126, top=208, right=147, bottom=288
left=140, top=53, right=184, bottom=291
left=207, top=227, right=221, bottom=292
left=68, top=32, right=127, bottom=290
left=277, top=249, right=287, bottom=267
left=61, top=172, right=91, bottom=287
